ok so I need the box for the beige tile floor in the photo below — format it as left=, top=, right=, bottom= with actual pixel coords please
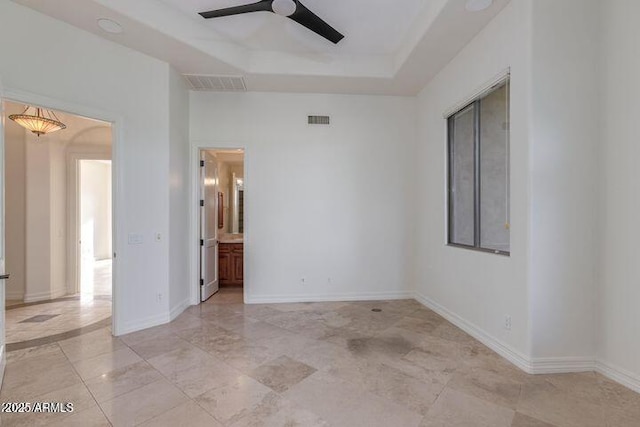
left=5, top=298, right=112, bottom=344
left=5, top=261, right=112, bottom=344
left=1, top=287, right=639, bottom=427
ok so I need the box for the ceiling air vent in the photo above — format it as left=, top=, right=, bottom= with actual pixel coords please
left=308, top=115, right=330, bottom=125
left=184, top=74, right=247, bottom=92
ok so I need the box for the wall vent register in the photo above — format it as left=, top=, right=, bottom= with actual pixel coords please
left=184, top=74, right=247, bottom=92
left=308, top=115, right=330, bottom=125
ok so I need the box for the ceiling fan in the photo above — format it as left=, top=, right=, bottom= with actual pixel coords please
left=199, top=0, right=344, bottom=44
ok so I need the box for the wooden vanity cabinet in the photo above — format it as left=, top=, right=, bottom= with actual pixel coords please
left=219, top=243, right=243, bottom=286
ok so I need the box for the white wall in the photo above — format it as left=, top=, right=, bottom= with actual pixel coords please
left=528, top=0, right=601, bottom=361
left=50, top=136, right=68, bottom=298
left=4, top=104, right=26, bottom=301
left=24, top=131, right=56, bottom=302
left=412, top=0, right=611, bottom=374
left=0, top=1, right=177, bottom=333
left=80, top=160, right=112, bottom=260
left=190, top=92, right=416, bottom=302
left=168, top=67, right=191, bottom=317
left=22, top=131, right=68, bottom=301
left=412, top=1, right=532, bottom=361
left=598, top=0, right=640, bottom=388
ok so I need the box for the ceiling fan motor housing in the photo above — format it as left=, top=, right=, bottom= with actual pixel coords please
left=272, top=0, right=297, bottom=16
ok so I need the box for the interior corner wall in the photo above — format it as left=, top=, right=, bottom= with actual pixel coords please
left=190, top=91, right=417, bottom=302
left=0, top=1, right=172, bottom=333
left=598, top=0, right=640, bottom=388
left=24, top=131, right=53, bottom=302
left=49, top=136, right=68, bottom=298
left=4, top=106, right=26, bottom=301
left=412, top=1, right=531, bottom=362
left=528, top=0, right=600, bottom=361
left=168, top=66, right=191, bottom=316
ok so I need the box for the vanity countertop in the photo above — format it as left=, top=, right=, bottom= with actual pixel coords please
left=219, top=234, right=243, bottom=244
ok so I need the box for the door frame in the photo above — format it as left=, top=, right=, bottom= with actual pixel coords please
left=190, top=145, right=246, bottom=305
left=199, top=150, right=219, bottom=301
left=3, top=86, right=124, bottom=335
left=1, top=77, right=6, bottom=387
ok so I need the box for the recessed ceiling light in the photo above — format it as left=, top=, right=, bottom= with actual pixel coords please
left=465, top=0, right=493, bottom=12
left=97, top=18, right=123, bottom=34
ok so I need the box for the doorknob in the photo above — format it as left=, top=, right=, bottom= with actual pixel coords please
left=0, top=274, right=10, bottom=280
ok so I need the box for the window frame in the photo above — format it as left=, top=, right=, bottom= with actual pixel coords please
left=446, top=79, right=510, bottom=256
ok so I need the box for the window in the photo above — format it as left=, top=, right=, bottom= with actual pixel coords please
left=447, top=79, right=510, bottom=255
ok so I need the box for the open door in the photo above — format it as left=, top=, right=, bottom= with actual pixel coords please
left=0, top=86, right=7, bottom=386
left=200, top=151, right=219, bottom=301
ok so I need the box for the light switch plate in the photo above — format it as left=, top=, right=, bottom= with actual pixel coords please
left=128, top=233, right=144, bottom=245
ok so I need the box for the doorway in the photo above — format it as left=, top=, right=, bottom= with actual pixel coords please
left=78, top=159, right=113, bottom=299
left=3, top=100, right=113, bottom=347
left=197, top=148, right=245, bottom=304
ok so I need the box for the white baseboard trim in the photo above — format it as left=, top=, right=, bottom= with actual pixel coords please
left=116, top=312, right=170, bottom=336
left=245, top=291, right=413, bottom=305
left=5, top=291, right=24, bottom=301
left=169, top=298, right=191, bottom=322
left=0, top=344, right=5, bottom=389
left=596, top=360, right=640, bottom=394
left=23, top=289, right=67, bottom=303
left=414, top=291, right=640, bottom=393
left=414, top=291, right=533, bottom=373
left=116, top=298, right=191, bottom=336
left=528, top=357, right=595, bottom=374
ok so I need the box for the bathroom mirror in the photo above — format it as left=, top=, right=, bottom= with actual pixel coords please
left=217, top=192, right=223, bottom=229
left=231, top=174, right=244, bottom=234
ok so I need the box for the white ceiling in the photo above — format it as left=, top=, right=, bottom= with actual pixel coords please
left=13, top=0, right=510, bottom=95
left=163, top=0, right=429, bottom=55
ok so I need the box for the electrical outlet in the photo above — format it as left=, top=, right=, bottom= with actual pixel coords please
left=504, top=315, right=512, bottom=330
left=157, top=293, right=163, bottom=302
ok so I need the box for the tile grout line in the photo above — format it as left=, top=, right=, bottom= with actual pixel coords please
left=122, top=333, right=224, bottom=426
left=56, top=338, right=115, bottom=426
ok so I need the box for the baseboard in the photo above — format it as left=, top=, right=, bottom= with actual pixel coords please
left=23, top=288, right=68, bottom=303
left=116, top=312, right=170, bottom=336
left=528, top=356, right=595, bottom=374
left=413, top=290, right=640, bottom=395
left=596, top=360, right=640, bottom=394
left=0, top=344, right=5, bottom=388
left=115, top=299, right=191, bottom=336
left=245, top=290, right=413, bottom=304
left=414, top=291, right=533, bottom=373
left=5, top=290, right=24, bottom=300
left=169, top=298, right=191, bottom=322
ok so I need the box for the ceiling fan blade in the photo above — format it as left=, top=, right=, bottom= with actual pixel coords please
left=199, top=0, right=274, bottom=19
left=288, top=1, right=344, bottom=44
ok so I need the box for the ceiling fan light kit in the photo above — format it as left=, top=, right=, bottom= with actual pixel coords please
left=272, top=0, right=297, bottom=16
left=199, top=0, right=344, bottom=44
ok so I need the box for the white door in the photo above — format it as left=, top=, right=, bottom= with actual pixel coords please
left=200, top=151, right=219, bottom=301
left=0, top=90, right=7, bottom=385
